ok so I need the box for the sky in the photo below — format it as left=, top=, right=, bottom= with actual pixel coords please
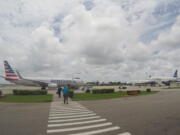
left=0, top=0, right=180, bottom=83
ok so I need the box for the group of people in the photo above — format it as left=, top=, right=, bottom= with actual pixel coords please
left=57, top=86, right=69, bottom=104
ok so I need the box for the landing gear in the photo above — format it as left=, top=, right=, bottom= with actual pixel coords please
left=41, top=87, right=46, bottom=90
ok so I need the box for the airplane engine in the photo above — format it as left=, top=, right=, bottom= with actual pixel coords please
left=48, top=83, right=58, bottom=88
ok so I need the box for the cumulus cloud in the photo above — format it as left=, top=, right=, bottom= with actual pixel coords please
left=0, top=0, right=180, bottom=83
left=151, top=16, right=180, bottom=51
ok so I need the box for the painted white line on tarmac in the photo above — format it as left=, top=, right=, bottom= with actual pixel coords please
left=51, top=102, right=80, bottom=104
left=51, top=105, right=85, bottom=108
left=51, top=106, right=84, bottom=109
left=50, top=108, right=87, bottom=111
left=49, top=113, right=96, bottom=119
left=118, top=132, right=131, bottom=135
left=50, top=110, right=93, bottom=114
left=50, top=109, right=92, bottom=113
left=47, top=122, right=112, bottom=133
left=50, top=107, right=88, bottom=110
left=51, top=103, right=80, bottom=105
left=51, top=106, right=86, bottom=110
left=50, top=109, right=90, bottom=113
left=48, top=119, right=107, bottom=127
left=51, top=105, right=85, bottom=107
left=51, top=106, right=86, bottom=109
left=49, top=110, right=90, bottom=114
left=51, top=105, right=83, bottom=107
left=51, top=103, right=83, bottom=106
left=50, top=108, right=89, bottom=112
left=49, top=111, right=94, bottom=116
left=48, top=116, right=101, bottom=123
left=51, top=104, right=82, bottom=107
left=70, top=126, right=120, bottom=135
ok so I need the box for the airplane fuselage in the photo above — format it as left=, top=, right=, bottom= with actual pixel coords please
left=6, top=78, right=84, bottom=88
left=1, top=60, right=85, bottom=89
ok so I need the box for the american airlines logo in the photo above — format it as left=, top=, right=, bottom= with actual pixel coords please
left=4, top=61, right=18, bottom=81
left=4, top=62, right=15, bottom=74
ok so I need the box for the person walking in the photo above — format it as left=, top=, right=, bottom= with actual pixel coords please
left=57, top=87, right=62, bottom=98
left=63, top=85, right=69, bottom=104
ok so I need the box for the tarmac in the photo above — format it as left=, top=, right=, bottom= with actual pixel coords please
left=0, top=102, right=49, bottom=135
left=46, top=90, right=128, bottom=135
left=79, top=90, right=180, bottom=135
left=0, top=85, right=180, bottom=135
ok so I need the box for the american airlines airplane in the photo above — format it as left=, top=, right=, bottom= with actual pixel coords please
left=0, top=61, right=84, bottom=89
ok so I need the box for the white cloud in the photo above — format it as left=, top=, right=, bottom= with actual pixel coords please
left=151, top=16, right=180, bottom=51
left=0, top=0, right=180, bottom=83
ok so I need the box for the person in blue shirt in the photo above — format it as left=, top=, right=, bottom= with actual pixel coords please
left=63, top=85, right=69, bottom=104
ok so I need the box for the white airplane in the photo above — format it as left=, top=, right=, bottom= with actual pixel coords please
left=150, top=70, right=178, bottom=81
left=149, top=70, right=179, bottom=86
left=134, top=70, right=179, bottom=86
left=0, top=60, right=84, bottom=89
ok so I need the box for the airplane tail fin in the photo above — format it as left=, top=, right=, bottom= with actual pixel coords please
left=173, top=70, right=178, bottom=78
left=4, top=60, right=19, bottom=81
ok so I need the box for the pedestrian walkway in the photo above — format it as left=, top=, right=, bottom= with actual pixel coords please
left=47, top=93, right=131, bottom=135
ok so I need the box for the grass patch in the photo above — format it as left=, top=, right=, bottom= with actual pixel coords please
left=0, top=94, right=53, bottom=103
left=72, top=91, right=159, bottom=101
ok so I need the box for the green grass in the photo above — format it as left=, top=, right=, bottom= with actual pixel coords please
left=72, top=91, right=159, bottom=101
left=0, top=94, right=53, bottom=103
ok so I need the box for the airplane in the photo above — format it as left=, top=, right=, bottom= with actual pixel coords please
left=134, top=70, right=179, bottom=86
left=0, top=60, right=84, bottom=89
left=148, top=70, right=179, bottom=86
left=150, top=70, right=178, bottom=81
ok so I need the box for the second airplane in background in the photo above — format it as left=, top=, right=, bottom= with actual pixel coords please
left=135, top=70, right=179, bottom=86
